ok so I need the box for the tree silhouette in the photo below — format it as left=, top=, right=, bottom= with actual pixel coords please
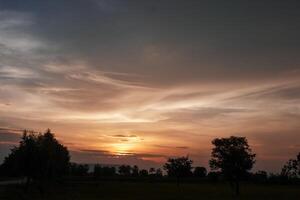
left=139, top=169, right=149, bottom=177
left=252, top=170, right=268, bottom=182
left=149, top=167, right=156, bottom=175
left=193, top=166, right=207, bottom=178
left=132, top=165, right=139, bottom=177
left=93, top=165, right=116, bottom=178
left=209, top=136, right=255, bottom=196
left=164, top=156, right=193, bottom=185
left=118, top=165, right=132, bottom=176
left=70, top=163, right=89, bottom=176
left=0, top=129, right=70, bottom=190
left=281, top=152, right=300, bottom=179
left=155, top=168, right=163, bottom=177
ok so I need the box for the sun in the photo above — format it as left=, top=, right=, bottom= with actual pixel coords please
left=111, top=142, right=136, bottom=155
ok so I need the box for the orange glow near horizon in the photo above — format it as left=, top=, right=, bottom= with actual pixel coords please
left=2, top=77, right=300, bottom=172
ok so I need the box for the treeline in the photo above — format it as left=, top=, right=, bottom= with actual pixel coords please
left=68, top=158, right=300, bottom=185
left=69, top=163, right=163, bottom=178
left=69, top=163, right=205, bottom=178
left=0, top=129, right=299, bottom=195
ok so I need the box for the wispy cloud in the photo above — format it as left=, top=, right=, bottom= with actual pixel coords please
left=0, top=11, right=46, bottom=52
left=111, top=134, right=137, bottom=138
left=0, top=66, right=37, bottom=79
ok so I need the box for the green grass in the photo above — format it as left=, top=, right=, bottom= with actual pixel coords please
left=1, top=181, right=299, bottom=200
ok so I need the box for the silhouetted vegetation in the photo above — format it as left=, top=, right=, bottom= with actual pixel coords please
left=251, top=170, right=268, bottom=183
left=70, top=164, right=163, bottom=179
left=193, top=166, right=207, bottom=178
left=154, top=168, right=163, bottom=177
left=94, top=165, right=116, bottom=178
left=118, top=165, right=132, bottom=176
left=1, top=130, right=299, bottom=200
left=69, top=163, right=89, bottom=176
left=164, top=156, right=193, bottom=185
left=130, top=165, right=138, bottom=177
left=281, top=152, right=300, bottom=179
left=209, top=136, right=256, bottom=196
left=139, top=169, right=149, bottom=177
left=0, top=129, right=69, bottom=191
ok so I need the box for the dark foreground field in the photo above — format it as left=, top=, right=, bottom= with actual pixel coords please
left=1, top=181, right=300, bottom=200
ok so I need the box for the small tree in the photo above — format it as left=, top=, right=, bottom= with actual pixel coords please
left=209, top=136, right=255, bottom=196
left=193, top=166, right=207, bottom=178
left=118, top=165, right=131, bottom=176
left=155, top=168, right=163, bottom=177
left=149, top=167, right=156, bottom=175
left=281, top=152, right=300, bottom=179
left=132, top=165, right=139, bottom=177
left=163, top=156, right=193, bottom=185
left=139, top=169, right=149, bottom=177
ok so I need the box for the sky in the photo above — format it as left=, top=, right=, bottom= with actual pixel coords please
left=0, top=0, right=300, bottom=172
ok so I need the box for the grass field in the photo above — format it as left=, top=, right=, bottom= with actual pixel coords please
left=1, top=181, right=300, bottom=200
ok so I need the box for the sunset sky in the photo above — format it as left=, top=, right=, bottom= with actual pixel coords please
left=0, top=0, right=300, bottom=172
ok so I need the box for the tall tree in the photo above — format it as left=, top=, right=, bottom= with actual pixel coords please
left=0, top=129, right=70, bottom=186
left=209, top=136, right=255, bottom=196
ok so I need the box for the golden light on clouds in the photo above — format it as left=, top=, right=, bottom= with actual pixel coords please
left=112, top=143, right=137, bottom=155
